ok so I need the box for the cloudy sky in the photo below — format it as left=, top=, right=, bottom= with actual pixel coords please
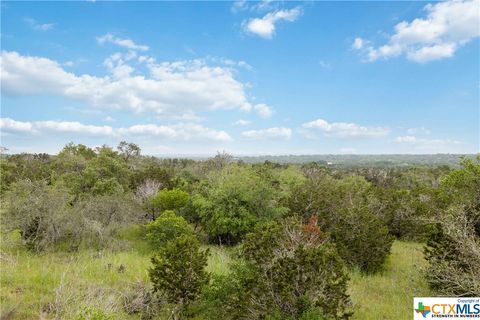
left=1, top=0, right=479, bottom=155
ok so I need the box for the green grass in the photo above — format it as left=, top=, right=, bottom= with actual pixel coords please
left=349, top=241, right=431, bottom=320
left=1, top=235, right=429, bottom=320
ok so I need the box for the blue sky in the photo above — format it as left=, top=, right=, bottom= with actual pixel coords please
left=1, top=0, right=479, bottom=155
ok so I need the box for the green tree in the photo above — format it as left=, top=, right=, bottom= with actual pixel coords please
left=117, top=141, right=141, bottom=164
left=146, top=210, right=193, bottom=249
left=3, top=179, right=72, bottom=251
left=425, top=157, right=480, bottom=296
left=195, top=164, right=286, bottom=244
left=286, top=173, right=393, bottom=272
left=149, top=188, right=189, bottom=220
left=205, top=217, right=352, bottom=319
left=149, top=234, right=210, bottom=319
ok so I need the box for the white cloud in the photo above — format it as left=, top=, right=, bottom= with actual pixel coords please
left=302, top=118, right=390, bottom=138
left=24, top=17, right=55, bottom=31
left=352, top=37, right=365, bottom=50
left=407, top=127, right=431, bottom=135
left=233, top=119, right=251, bottom=126
left=0, top=118, right=232, bottom=142
left=241, top=127, right=292, bottom=139
left=353, top=0, right=480, bottom=63
left=1, top=51, right=265, bottom=119
left=35, top=120, right=115, bottom=136
left=253, top=103, right=274, bottom=118
left=0, top=117, right=34, bottom=133
left=96, top=33, right=149, bottom=51
left=395, top=135, right=463, bottom=151
left=120, top=123, right=232, bottom=141
left=232, top=0, right=277, bottom=14
left=243, top=7, right=302, bottom=39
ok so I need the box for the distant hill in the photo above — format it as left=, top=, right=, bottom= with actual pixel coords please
left=235, top=154, right=478, bottom=168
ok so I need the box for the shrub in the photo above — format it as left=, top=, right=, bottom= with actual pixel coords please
left=424, top=157, right=480, bottom=296
left=3, top=179, right=72, bottom=251
left=200, top=217, right=352, bottom=319
left=425, top=206, right=480, bottom=296
left=149, top=234, right=210, bottom=319
left=149, top=188, right=189, bottom=220
left=70, top=194, right=142, bottom=249
left=145, top=210, right=193, bottom=249
left=330, top=207, right=394, bottom=273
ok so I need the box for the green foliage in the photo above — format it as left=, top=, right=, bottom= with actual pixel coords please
left=130, top=162, right=173, bottom=191
left=117, top=141, right=141, bottom=164
left=200, top=217, right=352, bottom=319
left=373, top=186, right=436, bottom=240
left=150, top=188, right=189, bottom=214
left=195, top=164, right=287, bottom=244
left=425, top=157, right=480, bottom=296
left=149, top=234, right=210, bottom=318
left=2, top=178, right=141, bottom=251
left=330, top=207, right=394, bottom=273
left=3, top=179, right=72, bottom=251
left=76, top=307, right=113, bottom=320
left=286, top=173, right=393, bottom=273
left=56, top=144, right=130, bottom=198
left=146, top=210, right=193, bottom=249
left=0, top=153, right=53, bottom=193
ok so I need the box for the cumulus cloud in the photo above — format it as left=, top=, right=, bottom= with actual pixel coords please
left=0, top=117, right=231, bottom=142
left=302, top=119, right=390, bottom=138
left=1, top=51, right=267, bottom=119
left=241, top=127, right=292, bottom=139
left=353, top=0, right=480, bottom=63
left=395, top=135, right=463, bottom=151
left=253, top=103, right=274, bottom=118
left=24, top=17, right=55, bottom=31
left=243, top=7, right=301, bottom=39
left=352, top=38, right=365, bottom=50
left=0, top=118, right=34, bottom=133
left=96, top=33, right=149, bottom=51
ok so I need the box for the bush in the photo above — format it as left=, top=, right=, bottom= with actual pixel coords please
left=70, top=194, right=142, bottom=249
left=149, top=234, right=210, bottom=319
left=3, top=179, right=72, bottom=251
left=149, top=188, right=189, bottom=220
left=2, top=179, right=142, bottom=251
left=286, top=173, right=393, bottom=273
left=372, top=187, right=435, bottom=241
left=424, top=157, right=480, bottom=296
left=145, top=210, right=193, bottom=249
left=425, top=207, right=480, bottom=296
left=330, top=207, right=394, bottom=273
left=199, top=217, right=352, bottom=319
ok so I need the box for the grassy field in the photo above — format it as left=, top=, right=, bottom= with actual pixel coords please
left=349, top=241, right=430, bottom=319
left=1, top=233, right=429, bottom=319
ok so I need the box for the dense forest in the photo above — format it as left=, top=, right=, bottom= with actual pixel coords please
left=1, top=142, right=479, bottom=319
